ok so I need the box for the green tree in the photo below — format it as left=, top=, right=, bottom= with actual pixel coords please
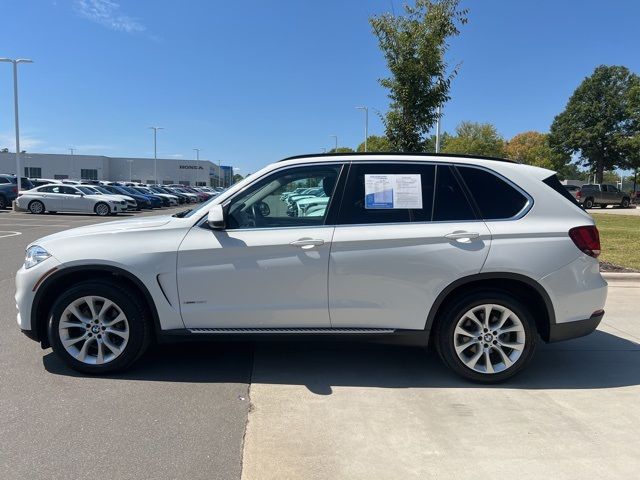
left=549, top=65, right=640, bottom=183
left=356, top=135, right=392, bottom=152
left=442, top=121, right=505, bottom=157
left=370, top=0, right=467, bottom=152
left=327, top=147, right=355, bottom=153
left=232, top=174, right=244, bottom=184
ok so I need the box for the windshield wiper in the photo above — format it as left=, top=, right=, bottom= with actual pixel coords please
left=172, top=209, right=192, bottom=218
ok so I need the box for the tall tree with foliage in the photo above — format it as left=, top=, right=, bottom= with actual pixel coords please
left=370, top=0, right=467, bottom=152
left=549, top=65, right=640, bottom=183
left=442, top=121, right=504, bottom=157
left=356, top=135, right=392, bottom=152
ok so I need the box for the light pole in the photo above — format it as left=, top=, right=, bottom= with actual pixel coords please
left=435, top=105, right=442, bottom=153
left=0, top=57, right=33, bottom=191
left=218, top=160, right=222, bottom=188
left=356, top=106, right=368, bottom=152
left=148, top=126, right=163, bottom=184
left=193, top=148, right=200, bottom=161
left=69, top=148, right=75, bottom=155
left=330, top=135, right=338, bottom=153
left=127, top=159, right=133, bottom=182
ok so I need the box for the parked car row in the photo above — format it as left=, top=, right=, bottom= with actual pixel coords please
left=0, top=174, right=224, bottom=216
left=563, top=183, right=633, bottom=208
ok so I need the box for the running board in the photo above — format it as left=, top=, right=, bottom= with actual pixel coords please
left=187, top=327, right=396, bottom=335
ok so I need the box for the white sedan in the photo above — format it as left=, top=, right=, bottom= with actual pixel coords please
left=16, top=184, right=127, bottom=216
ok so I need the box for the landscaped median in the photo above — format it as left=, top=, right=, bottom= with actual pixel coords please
left=591, top=213, right=640, bottom=272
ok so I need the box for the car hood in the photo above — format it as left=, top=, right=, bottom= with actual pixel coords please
left=31, top=215, right=175, bottom=247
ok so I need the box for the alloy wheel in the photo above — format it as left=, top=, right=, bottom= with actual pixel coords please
left=58, top=296, right=130, bottom=365
left=30, top=201, right=44, bottom=214
left=453, top=303, right=526, bottom=374
left=95, top=203, right=110, bottom=216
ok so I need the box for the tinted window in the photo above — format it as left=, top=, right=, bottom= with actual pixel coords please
left=63, top=186, right=81, bottom=195
left=227, top=165, right=341, bottom=229
left=338, top=163, right=435, bottom=225
left=457, top=166, right=528, bottom=220
left=433, top=166, right=476, bottom=221
left=0, top=177, right=9, bottom=184
left=543, top=174, right=582, bottom=208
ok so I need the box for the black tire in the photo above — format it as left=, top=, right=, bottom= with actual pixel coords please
left=28, top=200, right=45, bottom=214
left=435, top=290, right=537, bottom=383
left=621, top=198, right=630, bottom=208
left=94, top=202, right=110, bottom=216
left=0, top=195, right=7, bottom=209
left=48, top=281, right=151, bottom=374
left=583, top=198, right=594, bottom=209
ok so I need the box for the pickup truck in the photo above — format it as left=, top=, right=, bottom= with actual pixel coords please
left=578, top=183, right=631, bottom=209
left=0, top=174, right=21, bottom=209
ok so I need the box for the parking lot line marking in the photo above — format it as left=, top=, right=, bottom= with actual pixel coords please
left=0, top=231, right=22, bottom=238
left=0, top=223, right=71, bottom=227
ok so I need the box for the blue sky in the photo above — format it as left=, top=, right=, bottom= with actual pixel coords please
left=0, top=0, right=639, bottom=174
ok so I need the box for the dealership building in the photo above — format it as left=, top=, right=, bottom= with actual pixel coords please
left=0, top=152, right=231, bottom=187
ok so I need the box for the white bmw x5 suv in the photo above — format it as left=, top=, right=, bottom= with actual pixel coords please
left=16, top=154, right=607, bottom=382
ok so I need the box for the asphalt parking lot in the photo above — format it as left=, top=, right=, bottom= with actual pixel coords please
left=1, top=208, right=639, bottom=479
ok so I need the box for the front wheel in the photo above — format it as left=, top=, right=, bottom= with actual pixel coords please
left=94, top=202, right=110, bottom=216
left=621, top=198, right=630, bottom=208
left=583, top=198, right=594, bottom=209
left=436, top=291, right=537, bottom=383
left=48, top=281, right=151, bottom=374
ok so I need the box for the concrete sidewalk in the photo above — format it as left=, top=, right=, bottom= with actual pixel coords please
left=242, top=285, right=640, bottom=480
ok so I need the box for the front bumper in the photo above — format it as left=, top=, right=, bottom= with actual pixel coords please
left=548, top=311, right=604, bottom=342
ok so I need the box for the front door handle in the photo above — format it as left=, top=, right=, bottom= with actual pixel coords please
left=289, top=238, right=325, bottom=249
left=444, top=231, right=480, bottom=242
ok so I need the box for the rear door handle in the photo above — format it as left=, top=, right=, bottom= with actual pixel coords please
left=444, top=231, right=480, bottom=242
left=289, top=238, right=325, bottom=249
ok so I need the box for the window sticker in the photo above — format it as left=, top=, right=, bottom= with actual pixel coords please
left=365, top=174, right=422, bottom=209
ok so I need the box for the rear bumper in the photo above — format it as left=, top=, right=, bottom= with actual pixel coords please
left=548, top=311, right=604, bottom=342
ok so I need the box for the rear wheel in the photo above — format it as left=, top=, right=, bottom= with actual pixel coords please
left=621, top=198, right=630, bottom=208
left=94, top=202, right=110, bottom=216
left=28, top=200, right=45, bottom=214
left=436, top=291, right=537, bottom=383
left=0, top=195, right=7, bottom=209
left=48, top=281, right=151, bottom=374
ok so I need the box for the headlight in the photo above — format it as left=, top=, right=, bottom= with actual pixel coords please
left=24, top=245, right=51, bottom=269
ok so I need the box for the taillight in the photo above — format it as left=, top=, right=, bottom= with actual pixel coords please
left=576, top=191, right=581, bottom=199
left=569, top=225, right=600, bottom=258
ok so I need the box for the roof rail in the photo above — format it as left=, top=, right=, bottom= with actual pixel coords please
left=279, top=152, right=516, bottom=164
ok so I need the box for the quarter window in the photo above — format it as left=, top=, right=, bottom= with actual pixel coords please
left=457, top=166, right=528, bottom=219
left=226, top=165, right=341, bottom=229
left=338, top=163, right=435, bottom=224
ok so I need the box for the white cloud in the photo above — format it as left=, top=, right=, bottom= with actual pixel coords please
left=169, top=154, right=184, bottom=158
left=73, top=0, right=146, bottom=33
left=0, top=133, right=44, bottom=152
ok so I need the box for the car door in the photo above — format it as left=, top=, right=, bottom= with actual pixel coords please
left=37, top=185, right=64, bottom=211
left=60, top=186, right=86, bottom=212
left=329, top=162, right=491, bottom=330
left=177, top=163, right=344, bottom=329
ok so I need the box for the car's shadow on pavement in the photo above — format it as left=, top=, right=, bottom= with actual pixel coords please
left=43, top=330, right=640, bottom=392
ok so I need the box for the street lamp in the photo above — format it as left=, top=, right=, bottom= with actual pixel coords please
left=435, top=105, right=442, bottom=153
left=148, top=126, right=163, bottom=184
left=356, top=106, right=368, bottom=152
left=330, top=135, right=338, bottom=153
left=69, top=148, right=75, bottom=155
left=0, top=57, right=33, bottom=191
left=193, top=148, right=200, bottom=161
left=127, top=159, right=133, bottom=182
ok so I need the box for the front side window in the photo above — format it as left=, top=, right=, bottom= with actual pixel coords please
left=338, top=163, right=435, bottom=225
left=226, top=165, right=341, bottom=229
left=457, top=166, right=529, bottom=220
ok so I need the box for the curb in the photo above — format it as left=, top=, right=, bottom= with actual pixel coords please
left=602, top=272, right=640, bottom=285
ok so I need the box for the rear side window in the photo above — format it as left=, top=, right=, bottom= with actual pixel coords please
left=542, top=174, right=582, bottom=208
left=457, top=166, right=529, bottom=219
left=338, top=163, right=435, bottom=224
left=433, top=166, right=476, bottom=221
left=0, top=177, right=9, bottom=184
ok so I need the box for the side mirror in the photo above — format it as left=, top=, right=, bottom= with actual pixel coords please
left=207, top=204, right=225, bottom=230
